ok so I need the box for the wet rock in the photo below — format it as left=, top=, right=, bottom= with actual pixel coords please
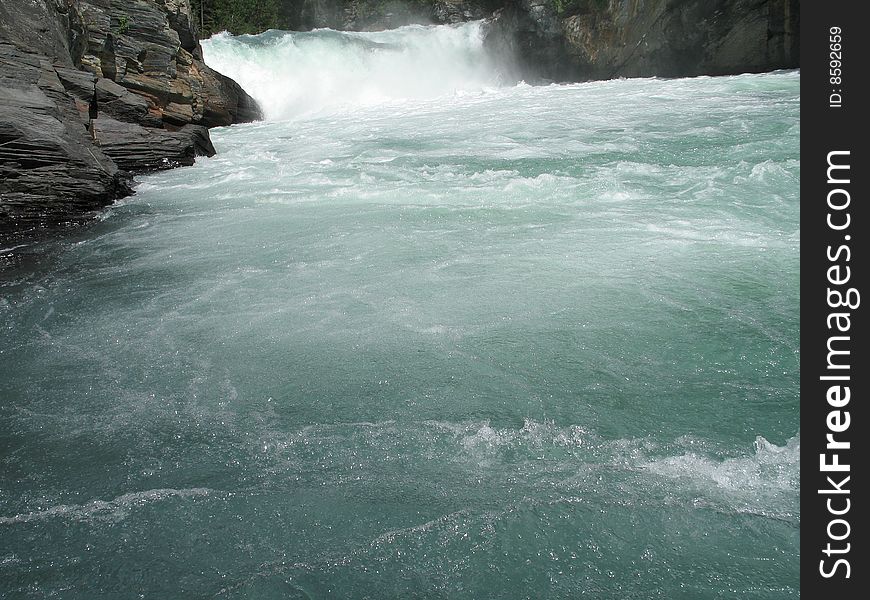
left=93, top=117, right=215, bottom=172
left=0, top=42, right=131, bottom=235
left=1, top=0, right=262, bottom=240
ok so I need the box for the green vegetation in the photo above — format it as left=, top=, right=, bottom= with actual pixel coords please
left=117, top=14, right=131, bottom=34
left=191, top=0, right=290, bottom=35
left=188, top=0, right=457, bottom=37
left=187, top=0, right=535, bottom=37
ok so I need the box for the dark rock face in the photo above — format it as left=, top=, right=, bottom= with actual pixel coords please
left=0, top=0, right=83, bottom=68
left=0, top=42, right=131, bottom=235
left=484, top=1, right=581, bottom=82
left=488, top=0, right=800, bottom=82
left=94, top=117, right=215, bottom=172
left=1, top=0, right=262, bottom=240
left=198, top=67, right=264, bottom=127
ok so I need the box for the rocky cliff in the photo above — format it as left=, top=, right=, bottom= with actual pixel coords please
left=485, top=0, right=799, bottom=82
left=1, top=0, right=262, bottom=241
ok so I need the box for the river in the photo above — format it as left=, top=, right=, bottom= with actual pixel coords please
left=1, top=21, right=799, bottom=598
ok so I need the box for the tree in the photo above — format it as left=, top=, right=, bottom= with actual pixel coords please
left=190, top=0, right=290, bottom=36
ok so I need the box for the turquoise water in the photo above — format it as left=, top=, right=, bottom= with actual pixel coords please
left=1, top=24, right=798, bottom=599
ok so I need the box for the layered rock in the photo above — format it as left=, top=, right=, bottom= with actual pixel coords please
left=0, top=42, right=131, bottom=234
left=91, top=117, right=215, bottom=172
left=1, top=0, right=261, bottom=241
left=75, top=0, right=261, bottom=128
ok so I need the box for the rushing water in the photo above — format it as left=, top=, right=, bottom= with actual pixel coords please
left=1, top=22, right=799, bottom=599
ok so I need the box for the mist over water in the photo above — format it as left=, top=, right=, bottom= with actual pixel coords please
left=202, top=22, right=511, bottom=120
left=1, top=23, right=799, bottom=598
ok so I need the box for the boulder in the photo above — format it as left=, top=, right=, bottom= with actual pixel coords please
left=93, top=117, right=215, bottom=172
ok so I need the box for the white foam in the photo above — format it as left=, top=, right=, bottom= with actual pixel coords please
left=0, top=488, right=213, bottom=525
left=202, top=22, right=513, bottom=121
left=645, top=433, right=800, bottom=517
